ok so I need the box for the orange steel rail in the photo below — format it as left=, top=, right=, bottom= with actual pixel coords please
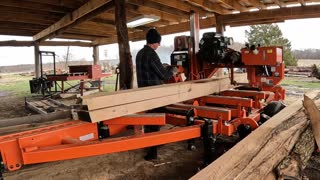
left=0, top=118, right=202, bottom=171
left=0, top=87, right=279, bottom=175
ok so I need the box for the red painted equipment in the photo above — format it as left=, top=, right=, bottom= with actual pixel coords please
left=0, top=12, right=286, bottom=176
left=46, top=65, right=112, bottom=96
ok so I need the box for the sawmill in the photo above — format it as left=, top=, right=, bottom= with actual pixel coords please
left=0, top=0, right=320, bottom=179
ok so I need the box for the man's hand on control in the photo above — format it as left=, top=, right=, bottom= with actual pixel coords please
left=162, top=63, right=170, bottom=68
left=171, top=67, right=178, bottom=76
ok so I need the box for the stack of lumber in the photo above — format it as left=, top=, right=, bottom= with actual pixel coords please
left=191, top=91, right=320, bottom=180
left=285, top=66, right=312, bottom=77
left=80, top=74, right=248, bottom=123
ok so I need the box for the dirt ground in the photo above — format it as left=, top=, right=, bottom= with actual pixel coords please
left=0, top=92, right=32, bottom=119
left=0, top=76, right=320, bottom=179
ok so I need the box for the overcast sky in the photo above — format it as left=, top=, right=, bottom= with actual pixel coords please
left=0, top=18, right=320, bottom=66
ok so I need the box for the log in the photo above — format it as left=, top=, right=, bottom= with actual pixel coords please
left=0, top=119, right=70, bottom=136
left=190, top=90, right=320, bottom=180
left=276, top=126, right=315, bottom=179
left=303, top=95, right=320, bottom=149
left=80, top=74, right=248, bottom=123
left=276, top=97, right=320, bottom=179
left=0, top=111, right=71, bottom=128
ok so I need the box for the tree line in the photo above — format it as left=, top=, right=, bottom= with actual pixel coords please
left=292, top=49, right=320, bottom=60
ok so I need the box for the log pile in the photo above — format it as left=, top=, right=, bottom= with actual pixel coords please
left=285, top=66, right=313, bottom=77
left=191, top=91, right=320, bottom=180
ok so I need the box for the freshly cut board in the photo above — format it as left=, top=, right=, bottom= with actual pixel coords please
left=80, top=74, right=247, bottom=123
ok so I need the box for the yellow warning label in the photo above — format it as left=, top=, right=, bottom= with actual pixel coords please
left=267, top=49, right=273, bottom=53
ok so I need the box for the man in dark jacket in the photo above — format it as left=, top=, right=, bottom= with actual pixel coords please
left=136, top=28, right=177, bottom=160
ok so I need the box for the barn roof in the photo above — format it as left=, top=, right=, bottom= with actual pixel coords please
left=1, top=0, right=320, bottom=45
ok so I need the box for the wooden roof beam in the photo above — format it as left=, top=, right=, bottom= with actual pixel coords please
left=25, top=0, right=87, bottom=9
left=126, top=3, right=186, bottom=23
left=240, top=0, right=267, bottom=10
left=273, top=0, right=286, bottom=8
left=92, top=16, right=216, bottom=45
left=0, top=0, right=71, bottom=13
left=213, top=0, right=247, bottom=12
left=221, top=5, right=320, bottom=24
left=182, top=0, right=228, bottom=14
left=0, top=40, right=93, bottom=47
left=147, top=0, right=211, bottom=16
left=33, top=0, right=114, bottom=41
left=298, top=0, right=306, bottom=6
left=128, top=0, right=190, bottom=18
left=229, top=18, right=285, bottom=27
left=58, top=33, right=111, bottom=41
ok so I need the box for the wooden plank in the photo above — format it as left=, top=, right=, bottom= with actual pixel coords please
left=80, top=74, right=247, bottom=122
left=33, top=0, right=113, bottom=41
left=0, top=119, right=70, bottom=136
left=0, top=111, right=71, bottom=128
left=190, top=90, right=320, bottom=180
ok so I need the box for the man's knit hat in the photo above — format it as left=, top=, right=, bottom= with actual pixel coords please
left=146, top=29, right=161, bottom=44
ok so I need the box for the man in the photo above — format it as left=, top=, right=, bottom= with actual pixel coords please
left=136, top=28, right=177, bottom=160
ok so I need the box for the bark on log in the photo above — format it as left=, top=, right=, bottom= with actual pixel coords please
left=303, top=95, right=320, bottom=149
left=276, top=96, right=320, bottom=179
left=0, top=111, right=71, bottom=128
left=276, top=126, right=315, bottom=179
left=191, top=91, right=320, bottom=180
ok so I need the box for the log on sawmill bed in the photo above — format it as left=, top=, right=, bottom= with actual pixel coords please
left=191, top=91, right=320, bottom=180
left=79, top=74, right=248, bottom=123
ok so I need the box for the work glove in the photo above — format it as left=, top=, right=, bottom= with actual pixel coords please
left=162, top=63, right=170, bottom=68
left=171, top=67, right=178, bottom=76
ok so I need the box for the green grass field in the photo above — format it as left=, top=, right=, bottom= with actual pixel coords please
left=280, top=77, right=320, bottom=89
left=0, top=73, right=117, bottom=97
left=1, top=73, right=319, bottom=98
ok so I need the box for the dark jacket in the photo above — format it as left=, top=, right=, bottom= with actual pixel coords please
left=136, top=45, right=173, bottom=88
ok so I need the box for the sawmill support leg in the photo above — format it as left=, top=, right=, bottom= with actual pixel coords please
left=202, top=120, right=216, bottom=165
left=186, top=110, right=196, bottom=151
left=0, top=153, right=4, bottom=180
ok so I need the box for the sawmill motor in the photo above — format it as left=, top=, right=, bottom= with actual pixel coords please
left=197, top=32, right=241, bottom=65
left=171, top=33, right=242, bottom=73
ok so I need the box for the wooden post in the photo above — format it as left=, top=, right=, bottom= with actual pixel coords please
left=215, top=13, right=225, bottom=35
left=115, top=0, right=133, bottom=89
left=93, top=45, right=99, bottom=65
left=215, top=13, right=225, bottom=77
left=189, top=11, right=200, bottom=80
left=34, top=41, right=40, bottom=78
